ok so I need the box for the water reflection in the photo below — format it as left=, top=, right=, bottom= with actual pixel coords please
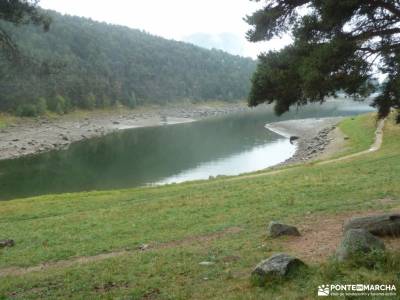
left=158, top=139, right=295, bottom=184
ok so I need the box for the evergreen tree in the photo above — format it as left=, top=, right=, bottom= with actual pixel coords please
left=0, top=0, right=50, bottom=62
left=246, top=0, right=400, bottom=120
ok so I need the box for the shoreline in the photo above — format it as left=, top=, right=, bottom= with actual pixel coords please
left=0, top=102, right=348, bottom=164
left=0, top=103, right=250, bottom=161
left=265, top=117, right=345, bottom=165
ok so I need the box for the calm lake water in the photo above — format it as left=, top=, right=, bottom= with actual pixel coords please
left=0, top=102, right=374, bottom=200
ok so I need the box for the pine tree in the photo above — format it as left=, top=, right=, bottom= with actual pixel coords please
left=246, top=0, right=400, bottom=120
left=0, top=0, right=50, bottom=62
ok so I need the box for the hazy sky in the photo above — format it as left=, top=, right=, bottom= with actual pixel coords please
left=39, top=0, right=291, bottom=58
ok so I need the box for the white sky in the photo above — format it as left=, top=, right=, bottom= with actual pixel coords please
left=39, top=0, right=291, bottom=58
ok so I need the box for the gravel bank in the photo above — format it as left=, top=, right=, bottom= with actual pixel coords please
left=265, top=117, right=345, bottom=165
left=0, top=103, right=250, bottom=161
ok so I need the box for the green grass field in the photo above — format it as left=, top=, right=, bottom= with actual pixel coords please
left=336, top=114, right=377, bottom=156
left=0, top=113, right=399, bottom=299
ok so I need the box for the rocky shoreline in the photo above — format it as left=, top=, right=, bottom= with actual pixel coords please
left=0, top=103, right=251, bottom=161
left=265, top=117, right=345, bottom=165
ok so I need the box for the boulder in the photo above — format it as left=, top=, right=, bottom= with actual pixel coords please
left=252, top=253, right=305, bottom=284
left=0, top=239, right=15, bottom=248
left=336, top=229, right=385, bottom=262
left=344, top=214, right=400, bottom=237
left=267, top=221, right=300, bottom=238
left=289, top=136, right=299, bottom=144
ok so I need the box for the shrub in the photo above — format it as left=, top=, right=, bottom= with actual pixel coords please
left=15, top=97, right=48, bottom=117
left=96, top=95, right=112, bottom=108
left=125, top=91, right=138, bottom=108
left=81, top=93, right=96, bottom=110
left=16, top=104, right=38, bottom=117
left=48, top=95, right=67, bottom=114
left=36, top=97, right=47, bottom=115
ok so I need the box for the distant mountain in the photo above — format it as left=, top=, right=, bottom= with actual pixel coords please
left=0, top=11, right=257, bottom=115
left=183, top=32, right=246, bottom=56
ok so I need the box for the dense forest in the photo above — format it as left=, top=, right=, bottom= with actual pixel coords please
left=0, top=10, right=256, bottom=116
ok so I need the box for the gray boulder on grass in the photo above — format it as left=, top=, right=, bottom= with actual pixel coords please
left=336, top=229, right=385, bottom=262
left=343, top=214, right=400, bottom=237
left=252, top=253, right=305, bottom=284
left=267, top=221, right=300, bottom=238
left=0, top=239, right=15, bottom=248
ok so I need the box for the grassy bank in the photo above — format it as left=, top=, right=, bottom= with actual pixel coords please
left=0, top=113, right=399, bottom=299
left=336, top=114, right=377, bottom=156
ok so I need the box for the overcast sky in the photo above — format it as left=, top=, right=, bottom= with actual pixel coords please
left=39, top=0, right=291, bottom=58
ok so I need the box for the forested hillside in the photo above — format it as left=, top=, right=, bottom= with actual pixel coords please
left=0, top=10, right=256, bottom=116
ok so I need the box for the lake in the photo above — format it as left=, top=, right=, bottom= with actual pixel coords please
left=0, top=101, right=374, bottom=200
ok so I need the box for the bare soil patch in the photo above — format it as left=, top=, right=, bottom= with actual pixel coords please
left=283, top=207, right=400, bottom=263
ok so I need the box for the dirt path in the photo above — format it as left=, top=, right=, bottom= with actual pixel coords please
left=284, top=204, right=400, bottom=263
left=0, top=227, right=242, bottom=278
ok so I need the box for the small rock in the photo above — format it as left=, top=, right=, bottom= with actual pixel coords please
left=251, top=253, right=305, bottom=284
left=137, top=244, right=150, bottom=251
left=0, top=239, right=15, bottom=248
left=112, top=121, right=120, bottom=125
left=267, top=221, right=300, bottom=238
left=344, top=214, right=400, bottom=237
left=336, top=229, right=385, bottom=262
left=199, top=261, right=215, bottom=266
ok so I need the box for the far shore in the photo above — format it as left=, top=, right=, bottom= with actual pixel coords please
left=0, top=102, right=251, bottom=161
